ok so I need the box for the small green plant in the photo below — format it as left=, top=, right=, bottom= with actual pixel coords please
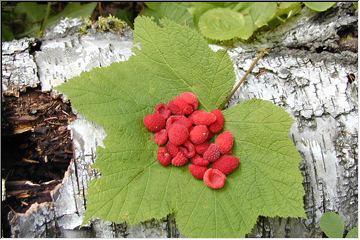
left=319, top=212, right=358, bottom=238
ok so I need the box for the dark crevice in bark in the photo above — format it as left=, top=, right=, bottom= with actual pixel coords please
left=28, top=39, right=42, bottom=55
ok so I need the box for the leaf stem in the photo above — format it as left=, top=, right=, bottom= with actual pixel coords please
left=39, top=2, right=52, bottom=37
left=220, top=48, right=268, bottom=110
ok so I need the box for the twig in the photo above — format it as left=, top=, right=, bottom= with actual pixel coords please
left=220, top=48, right=268, bottom=109
left=98, top=2, right=103, bottom=16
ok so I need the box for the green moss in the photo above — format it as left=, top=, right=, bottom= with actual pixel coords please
left=79, top=15, right=126, bottom=35
left=97, top=14, right=126, bottom=32
left=79, top=17, right=92, bottom=35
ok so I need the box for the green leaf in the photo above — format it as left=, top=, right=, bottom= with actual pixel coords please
left=346, top=227, right=358, bottom=238
left=116, top=9, right=134, bottom=28
left=304, top=2, right=336, bottom=12
left=276, top=2, right=302, bottom=18
left=232, top=2, right=254, bottom=13
left=2, top=24, right=14, bottom=41
left=17, top=2, right=97, bottom=38
left=56, top=17, right=305, bottom=237
left=320, top=212, right=345, bottom=238
left=198, top=8, right=253, bottom=41
left=189, top=2, right=218, bottom=27
left=46, top=2, right=97, bottom=27
left=14, top=2, right=47, bottom=22
left=250, top=2, right=277, bottom=28
left=142, top=2, right=194, bottom=27
left=177, top=99, right=305, bottom=237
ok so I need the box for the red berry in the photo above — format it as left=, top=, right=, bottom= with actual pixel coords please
left=155, top=103, right=171, bottom=119
left=191, top=155, right=209, bottom=167
left=211, top=155, right=240, bottom=175
left=209, top=109, right=224, bottom=133
left=168, top=123, right=189, bottom=146
left=172, top=151, right=188, bottom=166
left=166, top=115, right=192, bottom=131
left=190, top=110, right=217, bottom=126
left=195, top=142, right=210, bottom=155
left=166, top=142, right=179, bottom=157
left=188, top=164, right=207, bottom=180
left=154, top=129, right=168, bottom=145
left=189, top=125, right=209, bottom=144
left=157, top=147, right=172, bottom=166
left=168, top=97, right=193, bottom=115
left=215, top=131, right=234, bottom=154
left=180, top=141, right=196, bottom=158
left=143, top=113, right=166, bottom=132
left=203, top=168, right=226, bottom=189
left=179, top=92, right=198, bottom=110
left=203, top=144, right=221, bottom=163
left=206, top=131, right=214, bottom=141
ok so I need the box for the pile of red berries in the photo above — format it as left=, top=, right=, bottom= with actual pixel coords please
left=143, top=92, right=240, bottom=189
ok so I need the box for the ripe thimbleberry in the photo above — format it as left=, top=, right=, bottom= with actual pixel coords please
left=203, top=143, right=221, bottom=163
left=206, top=131, right=214, bottom=141
left=190, top=110, right=217, bottom=126
left=166, top=115, right=192, bottom=131
left=203, top=168, right=226, bottom=189
left=154, top=129, right=168, bottom=145
left=215, top=131, right=234, bottom=154
left=189, top=125, right=209, bottom=144
left=155, top=103, right=171, bottom=120
left=179, top=92, right=199, bottom=110
left=188, top=164, right=207, bottom=180
left=195, top=142, right=210, bottom=155
left=180, top=141, right=196, bottom=158
left=172, top=151, right=188, bottom=166
left=211, top=155, right=240, bottom=175
left=166, top=142, right=179, bottom=157
left=209, top=109, right=224, bottom=133
left=168, top=123, right=189, bottom=146
left=157, top=147, right=172, bottom=166
left=143, top=113, right=166, bottom=132
left=191, top=155, right=209, bottom=167
left=168, top=97, right=193, bottom=115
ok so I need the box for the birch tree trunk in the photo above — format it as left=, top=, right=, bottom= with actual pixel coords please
left=2, top=2, right=357, bottom=237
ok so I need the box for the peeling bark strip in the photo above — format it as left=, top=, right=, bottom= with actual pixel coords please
left=1, top=2, right=357, bottom=238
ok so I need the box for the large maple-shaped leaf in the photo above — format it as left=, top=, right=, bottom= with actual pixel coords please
left=56, top=16, right=305, bottom=237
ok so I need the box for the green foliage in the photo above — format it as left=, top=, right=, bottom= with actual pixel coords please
left=346, top=227, right=358, bottom=238
left=116, top=9, right=135, bottom=28
left=141, top=2, right=336, bottom=43
left=198, top=8, right=251, bottom=41
left=14, top=2, right=47, bottom=22
left=320, top=212, right=358, bottom=238
left=2, top=2, right=96, bottom=41
left=142, top=2, right=194, bottom=27
left=250, top=2, right=277, bottom=28
left=320, top=212, right=345, bottom=238
left=56, top=16, right=305, bottom=237
left=276, top=2, right=302, bottom=19
left=304, top=2, right=336, bottom=12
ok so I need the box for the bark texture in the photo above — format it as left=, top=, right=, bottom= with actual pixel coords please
left=1, top=3, right=357, bottom=238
